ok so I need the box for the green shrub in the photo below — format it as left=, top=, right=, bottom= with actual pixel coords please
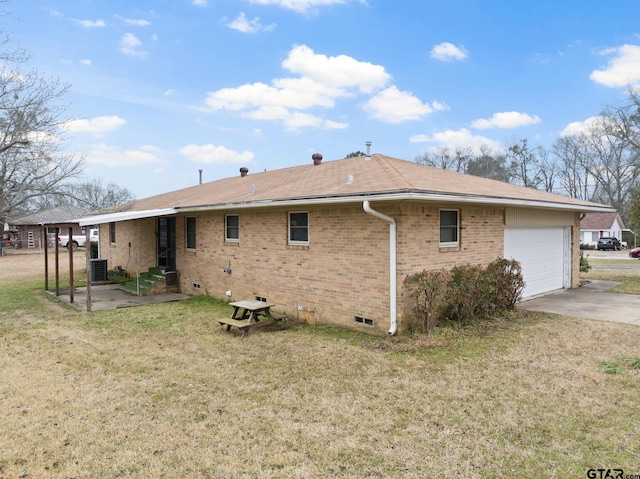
left=444, top=263, right=494, bottom=326
left=90, top=241, right=99, bottom=259
left=404, top=258, right=524, bottom=334
left=403, top=269, right=449, bottom=334
left=485, top=258, right=525, bottom=311
left=580, top=250, right=591, bottom=273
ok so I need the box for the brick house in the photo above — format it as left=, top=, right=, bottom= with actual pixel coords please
left=79, top=153, right=613, bottom=334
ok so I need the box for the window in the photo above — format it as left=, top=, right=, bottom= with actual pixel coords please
left=289, top=212, right=309, bottom=244
left=439, top=210, right=459, bottom=245
left=109, top=222, right=116, bottom=244
left=226, top=214, right=239, bottom=241
left=186, top=217, right=196, bottom=250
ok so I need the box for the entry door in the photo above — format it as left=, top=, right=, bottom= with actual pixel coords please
left=158, top=217, right=176, bottom=271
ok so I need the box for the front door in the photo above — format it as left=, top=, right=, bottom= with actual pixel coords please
left=158, top=217, right=176, bottom=271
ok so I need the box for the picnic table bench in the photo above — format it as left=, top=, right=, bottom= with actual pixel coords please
left=218, top=300, right=275, bottom=336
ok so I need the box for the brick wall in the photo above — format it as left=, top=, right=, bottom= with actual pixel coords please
left=100, top=203, right=577, bottom=334
left=97, top=219, right=157, bottom=274
left=173, top=202, right=504, bottom=334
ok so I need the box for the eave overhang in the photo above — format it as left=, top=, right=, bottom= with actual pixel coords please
left=77, top=191, right=614, bottom=225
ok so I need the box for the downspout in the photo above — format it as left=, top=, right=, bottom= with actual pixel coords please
left=363, top=200, right=397, bottom=335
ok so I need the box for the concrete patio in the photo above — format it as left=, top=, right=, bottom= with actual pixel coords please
left=49, top=283, right=190, bottom=312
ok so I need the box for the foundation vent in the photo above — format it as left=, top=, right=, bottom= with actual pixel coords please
left=354, top=315, right=374, bottom=327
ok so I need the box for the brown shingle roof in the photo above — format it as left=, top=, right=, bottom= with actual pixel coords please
left=10, top=206, right=87, bottom=225
left=124, top=154, right=609, bottom=212
left=580, top=212, right=624, bottom=230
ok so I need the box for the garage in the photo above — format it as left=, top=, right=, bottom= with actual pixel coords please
left=504, top=226, right=570, bottom=299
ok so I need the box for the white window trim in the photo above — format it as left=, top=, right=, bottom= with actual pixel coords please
left=225, top=214, right=239, bottom=243
left=439, top=209, right=459, bottom=247
left=186, top=216, right=197, bottom=251
left=288, top=211, right=309, bottom=245
left=109, top=222, right=116, bottom=245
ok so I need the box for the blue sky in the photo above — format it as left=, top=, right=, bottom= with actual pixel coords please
left=6, top=0, right=640, bottom=199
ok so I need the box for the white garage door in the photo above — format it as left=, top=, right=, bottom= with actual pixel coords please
left=504, top=227, right=568, bottom=299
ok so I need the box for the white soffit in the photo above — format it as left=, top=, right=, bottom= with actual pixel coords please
left=78, top=208, right=177, bottom=226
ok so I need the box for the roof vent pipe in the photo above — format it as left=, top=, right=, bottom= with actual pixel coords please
left=240, top=167, right=249, bottom=177
left=365, top=141, right=372, bottom=161
left=199, top=169, right=203, bottom=184
left=312, top=153, right=323, bottom=165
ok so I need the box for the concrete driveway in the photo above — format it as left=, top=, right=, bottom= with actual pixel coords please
left=518, top=280, right=640, bottom=325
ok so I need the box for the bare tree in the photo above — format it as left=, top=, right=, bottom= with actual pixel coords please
left=415, top=146, right=472, bottom=173
left=0, top=15, right=83, bottom=224
left=553, top=135, right=595, bottom=201
left=579, top=115, right=640, bottom=217
left=536, top=146, right=558, bottom=193
left=64, top=178, right=135, bottom=212
left=506, top=139, right=543, bottom=189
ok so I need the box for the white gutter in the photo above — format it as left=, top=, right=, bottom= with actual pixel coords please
left=363, top=200, right=397, bottom=335
left=177, top=192, right=615, bottom=214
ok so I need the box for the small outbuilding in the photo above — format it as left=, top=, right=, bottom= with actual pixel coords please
left=7, top=206, right=87, bottom=249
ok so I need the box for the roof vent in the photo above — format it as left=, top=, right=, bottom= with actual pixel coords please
left=365, top=141, right=372, bottom=161
left=312, top=153, right=323, bottom=165
left=240, top=167, right=249, bottom=177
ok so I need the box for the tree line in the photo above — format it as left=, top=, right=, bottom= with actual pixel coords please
left=416, top=88, right=640, bottom=232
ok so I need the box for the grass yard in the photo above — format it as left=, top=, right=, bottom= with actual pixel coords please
left=0, top=253, right=639, bottom=478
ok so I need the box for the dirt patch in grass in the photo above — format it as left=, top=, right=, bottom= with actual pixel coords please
left=1, top=254, right=639, bottom=478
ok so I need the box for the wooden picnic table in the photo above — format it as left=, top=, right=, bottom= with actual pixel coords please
left=218, top=300, right=275, bottom=336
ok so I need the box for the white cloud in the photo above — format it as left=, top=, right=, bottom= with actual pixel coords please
left=202, top=44, right=402, bottom=130
left=249, top=0, right=362, bottom=13
left=75, top=19, right=106, bottom=28
left=45, top=8, right=63, bottom=17
left=410, top=128, right=502, bottom=153
left=245, top=106, right=347, bottom=131
left=80, top=59, right=92, bottom=66
left=560, top=116, right=604, bottom=136
left=121, top=17, right=151, bottom=27
left=430, top=42, right=469, bottom=61
left=227, top=13, right=276, bottom=33
left=66, top=116, right=126, bottom=135
left=205, top=79, right=345, bottom=111
left=180, top=144, right=255, bottom=164
left=590, top=44, right=640, bottom=87
left=282, top=44, right=389, bottom=93
left=120, top=33, right=147, bottom=57
left=85, top=144, right=167, bottom=167
left=471, top=111, right=541, bottom=129
left=192, top=0, right=208, bottom=5
left=363, top=86, right=439, bottom=123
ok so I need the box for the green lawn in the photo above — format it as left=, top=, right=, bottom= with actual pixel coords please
left=0, top=270, right=639, bottom=478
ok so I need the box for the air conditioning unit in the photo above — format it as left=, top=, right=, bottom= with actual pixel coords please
left=90, top=258, right=108, bottom=282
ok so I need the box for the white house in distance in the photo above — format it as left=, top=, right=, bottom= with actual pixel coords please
left=580, top=212, right=626, bottom=247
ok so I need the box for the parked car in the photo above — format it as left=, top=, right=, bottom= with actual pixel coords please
left=597, top=237, right=621, bottom=251
left=629, top=247, right=640, bottom=259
